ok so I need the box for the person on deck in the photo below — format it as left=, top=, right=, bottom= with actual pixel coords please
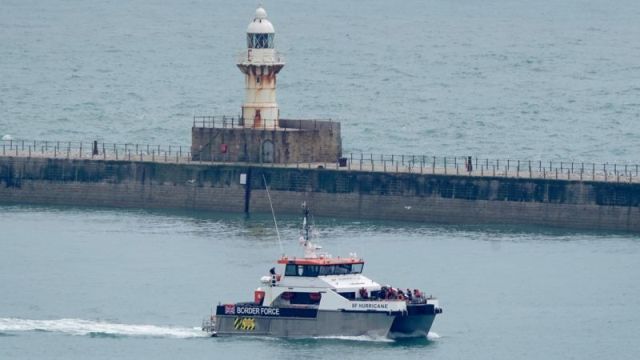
left=413, top=289, right=422, bottom=299
left=359, top=287, right=369, bottom=299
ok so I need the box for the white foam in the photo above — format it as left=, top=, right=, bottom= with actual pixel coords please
left=0, top=318, right=441, bottom=342
left=313, top=334, right=394, bottom=343
left=0, top=318, right=206, bottom=339
left=427, top=331, right=440, bottom=340
left=314, top=331, right=440, bottom=342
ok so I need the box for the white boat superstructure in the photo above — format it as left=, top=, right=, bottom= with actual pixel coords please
left=203, top=204, right=442, bottom=338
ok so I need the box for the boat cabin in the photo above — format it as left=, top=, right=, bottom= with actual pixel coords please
left=278, top=257, right=364, bottom=277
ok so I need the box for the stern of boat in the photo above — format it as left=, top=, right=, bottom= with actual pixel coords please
left=388, top=300, right=442, bottom=339
left=202, top=315, right=218, bottom=337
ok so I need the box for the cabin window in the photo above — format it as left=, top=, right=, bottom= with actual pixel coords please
left=302, top=265, right=320, bottom=277
left=285, top=263, right=365, bottom=277
left=335, top=264, right=352, bottom=275
left=338, top=292, right=356, bottom=300
left=351, top=263, right=364, bottom=274
left=318, top=265, right=334, bottom=276
left=288, top=292, right=321, bottom=305
left=285, top=264, right=298, bottom=276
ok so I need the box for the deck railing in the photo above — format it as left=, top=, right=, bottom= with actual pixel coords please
left=1, top=139, right=638, bottom=184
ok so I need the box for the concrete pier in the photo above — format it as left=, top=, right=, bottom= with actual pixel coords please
left=1, top=153, right=638, bottom=232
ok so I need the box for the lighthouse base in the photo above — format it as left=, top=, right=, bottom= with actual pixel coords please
left=192, top=119, right=342, bottom=164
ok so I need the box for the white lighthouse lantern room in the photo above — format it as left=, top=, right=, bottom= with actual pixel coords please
left=237, top=7, right=285, bottom=128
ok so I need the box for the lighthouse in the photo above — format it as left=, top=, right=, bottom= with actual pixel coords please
left=237, top=6, right=285, bottom=128
left=192, top=6, right=341, bottom=164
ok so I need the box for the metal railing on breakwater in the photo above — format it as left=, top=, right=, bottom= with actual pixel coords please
left=192, top=115, right=335, bottom=130
left=1, top=139, right=193, bottom=164
left=193, top=115, right=245, bottom=129
left=1, top=139, right=639, bottom=184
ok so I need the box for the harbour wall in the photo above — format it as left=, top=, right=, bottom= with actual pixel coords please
left=0, top=156, right=639, bottom=232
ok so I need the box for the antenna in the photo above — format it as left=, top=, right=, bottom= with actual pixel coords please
left=302, top=201, right=310, bottom=243
left=262, top=174, right=284, bottom=255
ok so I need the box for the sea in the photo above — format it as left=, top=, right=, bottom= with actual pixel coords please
left=1, top=0, right=639, bottom=359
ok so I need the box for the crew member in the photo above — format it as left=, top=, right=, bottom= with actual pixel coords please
left=413, top=289, right=422, bottom=299
left=359, top=287, right=369, bottom=299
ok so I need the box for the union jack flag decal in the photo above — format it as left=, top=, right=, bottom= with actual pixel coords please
left=224, top=304, right=236, bottom=315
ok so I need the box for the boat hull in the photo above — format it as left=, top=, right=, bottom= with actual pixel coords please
left=209, top=304, right=439, bottom=338
left=388, top=313, right=436, bottom=338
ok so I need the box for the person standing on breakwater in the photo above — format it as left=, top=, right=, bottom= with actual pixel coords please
left=465, top=156, right=473, bottom=172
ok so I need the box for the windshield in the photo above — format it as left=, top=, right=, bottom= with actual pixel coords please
left=285, top=263, right=364, bottom=277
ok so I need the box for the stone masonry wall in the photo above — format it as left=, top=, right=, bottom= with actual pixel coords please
left=1, top=156, right=638, bottom=232
left=0, top=157, right=247, bottom=212
left=191, top=119, right=341, bottom=163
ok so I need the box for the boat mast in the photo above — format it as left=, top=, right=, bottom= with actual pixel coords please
left=302, top=201, right=310, bottom=244
left=301, top=202, right=322, bottom=258
left=263, top=174, right=284, bottom=255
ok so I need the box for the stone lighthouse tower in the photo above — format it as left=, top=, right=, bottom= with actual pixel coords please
left=237, top=7, right=285, bottom=128
left=191, top=6, right=342, bottom=164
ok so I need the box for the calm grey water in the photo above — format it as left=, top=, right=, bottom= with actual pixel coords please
left=1, top=0, right=640, bottom=359
left=1, top=0, right=639, bottom=161
left=0, top=206, right=639, bottom=359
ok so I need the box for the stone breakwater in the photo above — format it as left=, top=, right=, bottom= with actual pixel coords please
left=0, top=155, right=638, bottom=232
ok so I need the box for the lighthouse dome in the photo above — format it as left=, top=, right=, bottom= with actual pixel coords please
left=247, top=7, right=275, bottom=34
left=255, top=7, right=267, bottom=20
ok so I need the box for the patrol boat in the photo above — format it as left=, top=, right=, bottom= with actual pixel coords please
left=202, top=204, right=442, bottom=338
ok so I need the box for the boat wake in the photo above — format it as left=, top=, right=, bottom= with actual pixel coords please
left=0, top=318, right=206, bottom=339
left=312, top=335, right=394, bottom=343
left=312, top=332, right=440, bottom=343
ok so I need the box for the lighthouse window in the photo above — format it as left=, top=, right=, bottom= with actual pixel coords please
left=247, top=33, right=275, bottom=49
left=256, top=76, right=261, bottom=84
